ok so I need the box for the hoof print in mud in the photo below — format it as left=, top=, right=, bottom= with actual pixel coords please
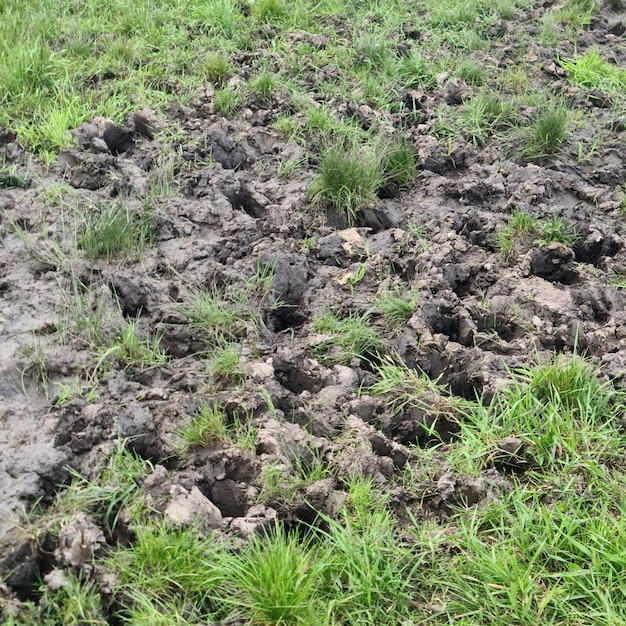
left=530, top=243, right=579, bottom=284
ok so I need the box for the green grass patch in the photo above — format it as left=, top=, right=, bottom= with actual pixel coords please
left=308, top=141, right=382, bottom=224
left=522, top=102, right=569, bottom=159
left=312, top=310, right=383, bottom=365
left=77, top=202, right=153, bottom=262
left=449, top=352, right=625, bottom=474
left=496, top=210, right=578, bottom=259
left=559, top=48, right=626, bottom=94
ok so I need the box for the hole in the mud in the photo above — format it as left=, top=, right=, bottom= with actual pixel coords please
left=422, top=303, right=461, bottom=342
left=206, top=479, right=250, bottom=517
left=446, top=371, right=481, bottom=400
left=266, top=307, right=306, bottom=332
left=475, top=313, right=524, bottom=342
left=274, top=363, right=323, bottom=395
left=385, top=408, right=460, bottom=447
left=233, top=188, right=265, bottom=218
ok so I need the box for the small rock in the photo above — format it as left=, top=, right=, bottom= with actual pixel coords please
left=165, top=485, right=223, bottom=530
left=229, top=505, right=277, bottom=538
left=55, top=513, right=106, bottom=567
left=44, top=569, right=69, bottom=591
left=497, top=436, right=524, bottom=456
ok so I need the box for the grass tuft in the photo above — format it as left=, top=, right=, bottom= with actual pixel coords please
left=559, top=48, right=626, bottom=94
left=522, top=103, right=568, bottom=159
left=77, top=202, right=152, bottom=262
left=309, top=142, right=382, bottom=224
left=312, top=310, right=383, bottom=365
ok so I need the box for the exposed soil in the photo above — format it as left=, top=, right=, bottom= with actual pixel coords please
left=2, top=0, right=626, bottom=615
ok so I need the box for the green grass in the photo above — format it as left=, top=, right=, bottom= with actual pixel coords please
left=308, top=141, right=383, bottom=224
left=218, top=523, right=321, bottom=625
left=97, top=319, right=168, bottom=371
left=378, top=137, right=417, bottom=197
left=4, top=572, right=108, bottom=626
left=183, top=286, right=261, bottom=346
left=522, top=102, right=569, bottom=159
left=257, top=448, right=328, bottom=506
left=205, top=343, right=245, bottom=384
left=437, top=479, right=626, bottom=625
left=369, top=357, right=466, bottom=418
left=110, top=521, right=225, bottom=625
left=177, top=402, right=229, bottom=448
left=449, top=352, right=625, bottom=474
left=495, top=210, right=539, bottom=259
left=0, top=160, right=30, bottom=188
left=433, top=92, right=516, bottom=146
left=559, top=49, right=626, bottom=95
left=54, top=442, right=153, bottom=536
left=375, top=285, right=419, bottom=325
left=534, top=215, right=579, bottom=247
left=496, top=211, right=577, bottom=259
left=5, top=1, right=626, bottom=625
left=308, top=135, right=416, bottom=221
left=311, top=310, right=383, bottom=365
left=177, top=400, right=257, bottom=451
left=77, top=201, right=153, bottom=262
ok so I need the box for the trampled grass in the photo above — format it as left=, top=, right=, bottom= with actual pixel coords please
left=12, top=352, right=626, bottom=624
left=4, top=1, right=625, bottom=625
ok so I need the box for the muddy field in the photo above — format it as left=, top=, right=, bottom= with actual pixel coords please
left=2, top=0, right=626, bottom=622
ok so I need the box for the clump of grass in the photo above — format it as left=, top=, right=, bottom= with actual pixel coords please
left=535, top=215, right=579, bottom=247
left=559, top=49, right=626, bottom=94
left=522, top=103, right=568, bottom=159
left=54, top=443, right=153, bottom=536
left=22, top=572, right=108, bottom=626
left=312, top=310, right=383, bottom=365
left=109, top=521, right=225, bottom=624
left=184, top=286, right=261, bottom=346
left=309, top=141, right=382, bottom=224
left=248, top=71, right=277, bottom=105
left=495, top=209, right=539, bottom=259
left=395, top=50, right=436, bottom=89
left=369, top=357, right=465, bottom=418
left=77, top=202, right=152, bottom=262
left=257, top=448, right=328, bottom=506
left=206, top=343, right=245, bottom=384
left=218, top=523, right=320, bottom=624
left=378, top=137, right=416, bottom=197
left=456, top=59, right=484, bottom=85
left=433, top=93, right=515, bottom=146
left=437, top=480, right=626, bottom=624
left=97, top=320, right=168, bottom=371
left=449, top=352, right=625, bottom=473
left=376, top=286, right=419, bottom=325
left=0, top=160, right=30, bottom=188
left=317, top=477, right=423, bottom=624
left=57, top=275, right=120, bottom=347
left=497, top=211, right=578, bottom=258
left=213, top=88, right=242, bottom=116
left=178, top=401, right=257, bottom=451
left=178, top=403, right=228, bottom=448
left=200, top=52, right=231, bottom=86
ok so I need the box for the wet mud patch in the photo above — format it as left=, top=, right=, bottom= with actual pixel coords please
left=3, top=1, right=626, bottom=622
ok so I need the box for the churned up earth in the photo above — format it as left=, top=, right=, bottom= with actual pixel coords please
left=2, top=0, right=626, bottom=623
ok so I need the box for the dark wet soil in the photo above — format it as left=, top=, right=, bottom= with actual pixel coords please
left=3, top=0, right=626, bottom=609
